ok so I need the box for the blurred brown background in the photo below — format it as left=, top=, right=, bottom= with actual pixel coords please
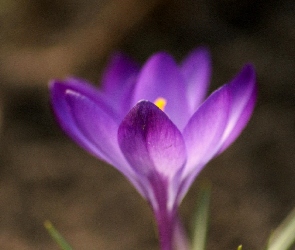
left=0, top=0, right=295, bottom=249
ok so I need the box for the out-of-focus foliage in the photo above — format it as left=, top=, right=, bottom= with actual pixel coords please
left=266, top=207, right=295, bottom=250
left=192, top=183, right=211, bottom=250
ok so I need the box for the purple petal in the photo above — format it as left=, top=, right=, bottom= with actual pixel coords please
left=118, top=101, right=187, bottom=180
left=118, top=101, right=188, bottom=210
left=101, top=52, right=140, bottom=114
left=177, top=85, right=231, bottom=203
left=178, top=64, right=257, bottom=202
left=182, top=86, right=230, bottom=179
left=181, top=47, right=211, bottom=115
left=50, top=80, right=135, bottom=181
left=54, top=77, right=121, bottom=121
left=217, top=64, right=257, bottom=154
left=132, top=53, right=190, bottom=130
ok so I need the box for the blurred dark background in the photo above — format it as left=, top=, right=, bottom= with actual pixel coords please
left=0, top=0, right=295, bottom=249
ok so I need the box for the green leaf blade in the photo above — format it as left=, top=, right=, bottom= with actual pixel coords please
left=44, top=220, right=73, bottom=250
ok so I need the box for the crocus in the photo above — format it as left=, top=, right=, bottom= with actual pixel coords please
left=50, top=48, right=257, bottom=250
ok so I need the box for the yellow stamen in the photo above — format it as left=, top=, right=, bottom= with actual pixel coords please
left=154, top=97, right=167, bottom=111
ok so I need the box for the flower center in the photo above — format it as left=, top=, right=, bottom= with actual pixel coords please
left=154, top=97, right=167, bottom=111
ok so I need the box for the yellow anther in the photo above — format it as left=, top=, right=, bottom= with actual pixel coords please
left=154, top=97, right=167, bottom=111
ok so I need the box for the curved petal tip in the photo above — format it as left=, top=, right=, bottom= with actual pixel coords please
left=118, top=101, right=187, bottom=179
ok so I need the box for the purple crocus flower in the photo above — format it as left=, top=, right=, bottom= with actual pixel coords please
left=50, top=48, right=257, bottom=250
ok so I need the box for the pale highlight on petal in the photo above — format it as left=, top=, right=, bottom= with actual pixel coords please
left=181, top=47, right=211, bottom=115
left=217, top=64, right=257, bottom=154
